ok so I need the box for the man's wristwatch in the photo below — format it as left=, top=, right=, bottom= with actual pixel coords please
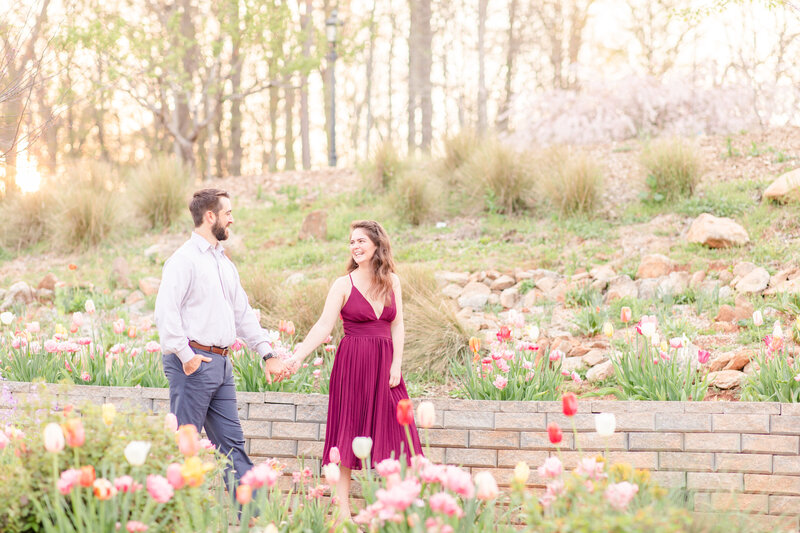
left=262, top=352, right=276, bottom=362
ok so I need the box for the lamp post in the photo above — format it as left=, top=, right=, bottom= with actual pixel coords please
left=326, top=9, right=338, bottom=167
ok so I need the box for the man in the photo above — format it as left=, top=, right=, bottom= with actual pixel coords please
left=155, top=188, right=288, bottom=490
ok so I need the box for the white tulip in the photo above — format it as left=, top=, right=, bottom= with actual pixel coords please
left=124, top=441, right=151, bottom=466
left=43, top=423, right=65, bottom=453
left=351, top=436, right=373, bottom=460
left=323, top=463, right=341, bottom=484
left=525, top=324, right=540, bottom=342
left=773, top=320, right=783, bottom=339
left=752, top=310, right=763, bottom=327
left=595, top=413, right=616, bottom=437
left=0, top=312, right=14, bottom=325
left=416, top=401, right=435, bottom=429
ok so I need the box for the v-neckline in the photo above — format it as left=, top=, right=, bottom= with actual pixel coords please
left=352, top=284, right=385, bottom=320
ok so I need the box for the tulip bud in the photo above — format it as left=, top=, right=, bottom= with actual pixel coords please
left=602, top=321, right=614, bottom=338
left=474, top=471, right=499, bottom=501
left=352, top=436, right=373, bottom=460
left=561, top=392, right=578, bottom=417
left=547, top=422, right=563, bottom=444
left=753, top=310, right=763, bottom=327
left=164, top=413, right=178, bottom=433
left=513, top=461, right=530, bottom=484
left=236, top=483, right=253, bottom=505
left=620, top=307, right=632, bottom=323
left=44, top=423, right=65, bottom=453
left=469, top=337, right=481, bottom=353
left=595, top=413, right=616, bottom=437
left=773, top=320, right=783, bottom=339
left=102, top=404, right=116, bottom=426
left=323, top=463, right=341, bottom=484
left=329, top=446, right=341, bottom=465
left=124, top=441, right=151, bottom=466
left=396, top=399, right=414, bottom=426
left=416, top=401, right=435, bottom=429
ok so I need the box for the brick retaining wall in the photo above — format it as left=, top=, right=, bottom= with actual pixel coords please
left=4, top=382, right=799, bottom=530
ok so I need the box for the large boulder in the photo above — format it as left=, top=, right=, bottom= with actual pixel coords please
left=708, top=370, right=745, bottom=390
left=298, top=210, right=328, bottom=240
left=111, top=257, right=132, bottom=289
left=587, top=360, right=614, bottom=382
left=764, top=168, right=800, bottom=202
left=605, top=275, right=638, bottom=302
left=686, top=213, right=749, bottom=248
left=38, top=273, right=58, bottom=291
left=6, top=281, right=35, bottom=305
left=735, top=267, right=770, bottom=294
left=490, top=275, right=516, bottom=291
left=138, top=277, right=161, bottom=297
left=457, top=281, right=491, bottom=309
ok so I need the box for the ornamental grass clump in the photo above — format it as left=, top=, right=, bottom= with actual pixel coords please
left=453, top=310, right=566, bottom=401
left=603, top=315, right=709, bottom=401
left=538, top=146, right=604, bottom=215
left=129, top=155, right=191, bottom=230
left=640, top=137, right=702, bottom=202
left=741, top=320, right=800, bottom=402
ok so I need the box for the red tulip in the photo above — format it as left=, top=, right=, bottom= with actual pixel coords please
left=396, top=399, right=414, bottom=426
left=562, top=392, right=578, bottom=417
left=496, top=326, right=512, bottom=341
left=62, top=418, right=85, bottom=448
left=79, top=465, right=96, bottom=487
left=547, top=423, right=563, bottom=444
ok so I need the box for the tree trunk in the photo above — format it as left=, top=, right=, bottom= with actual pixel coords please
left=268, top=64, right=279, bottom=171
left=364, top=0, right=378, bottom=158
left=497, top=0, right=519, bottom=132
left=408, top=0, right=432, bottom=152
left=229, top=0, right=243, bottom=176
left=407, top=0, right=418, bottom=152
left=419, top=0, right=432, bottom=151
left=477, top=0, right=488, bottom=135
left=299, top=0, right=312, bottom=169
left=284, top=74, right=296, bottom=171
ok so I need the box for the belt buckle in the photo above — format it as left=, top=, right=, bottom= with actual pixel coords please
left=220, top=347, right=230, bottom=356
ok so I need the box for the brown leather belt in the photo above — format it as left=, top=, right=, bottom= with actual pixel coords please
left=188, top=340, right=229, bottom=356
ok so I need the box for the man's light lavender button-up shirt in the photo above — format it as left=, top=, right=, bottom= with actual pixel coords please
left=154, top=232, right=272, bottom=364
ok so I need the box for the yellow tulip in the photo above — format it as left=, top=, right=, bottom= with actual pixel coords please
left=101, top=404, right=116, bottom=426
left=602, top=321, right=614, bottom=338
left=180, top=456, right=214, bottom=487
left=513, top=461, right=530, bottom=484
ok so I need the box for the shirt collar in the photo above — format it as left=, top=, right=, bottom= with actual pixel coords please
left=191, top=231, right=225, bottom=254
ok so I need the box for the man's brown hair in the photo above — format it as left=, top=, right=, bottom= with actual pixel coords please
left=189, top=189, right=229, bottom=227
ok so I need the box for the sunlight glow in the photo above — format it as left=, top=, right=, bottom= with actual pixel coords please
left=14, top=147, right=42, bottom=194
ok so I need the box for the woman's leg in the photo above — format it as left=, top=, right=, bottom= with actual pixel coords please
left=335, top=466, right=352, bottom=520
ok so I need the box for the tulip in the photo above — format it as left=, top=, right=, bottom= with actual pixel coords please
left=180, top=456, right=214, bottom=487
left=84, top=299, right=96, bottom=314
left=513, top=461, right=530, bottom=484
left=469, top=336, right=481, bottom=353
left=164, top=413, right=178, bottom=433
left=620, top=306, right=632, bottom=323
left=264, top=524, right=279, bottom=533
left=102, top=404, right=116, bottom=426
left=43, top=423, right=65, bottom=453
left=416, top=401, right=435, bottom=429
left=753, top=310, right=764, bottom=327
left=496, top=326, right=512, bottom=341
left=561, top=392, right=578, bottom=417
left=79, top=465, right=96, bottom=487
left=323, top=463, right=341, bottom=484
left=547, top=422, right=563, bottom=444
left=329, top=446, right=341, bottom=465
left=639, top=315, right=657, bottom=337
left=166, top=463, right=185, bottom=489
left=0, top=312, right=14, bottom=325
left=595, top=413, right=616, bottom=437
left=62, top=418, right=85, bottom=448
left=396, top=399, right=414, bottom=426
left=493, top=375, right=508, bottom=390
left=352, top=436, right=373, bottom=460
left=124, top=441, right=151, bottom=466
left=773, top=320, right=783, bottom=339
left=474, top=471, right=499, bottom=501
left=526, top=324, right=540, bottom=341
left=285, top=321, right=296, bottom=336
left=146, top=474, right=174, bottom=503
left=176, top=424, right=200, bottom=456
left=697, top=349, right=711, bottom=364
left=126, top=522, right=149, bottom=533
left=127, top=326, right=137, bottom=338
left=93, top=478, right=116, bottom=500
left=602, top=321, right=614, bottom=338
left=236, top=483, right=252, bottom=505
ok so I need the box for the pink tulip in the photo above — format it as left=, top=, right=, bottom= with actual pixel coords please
left=57, top=469, right=81, bottom=494
left=329, top=446, right=341, bottom=465
left=241, top=463, right=279, bottom=489
left=113, top=319, right=125, bottom=334
left=443, top=465, right=474, bottom=498
left=126, top=522, right=149, bottom=532
left=605, top=481, right=639, bottom=510
left=376, top=458, right=402, bottom=477
left=164, top=413, right=178, bottom=433
left=176, top=424, right=200, bottom=456
left=474, top=472, right=499, bottom=501
left=575, top=457, right=605, bottom=480
left=537, top=457, right=563, bottom=479
left=114, top=475, right=142, bottom=493
left=620, top=306, right=632, bottom=323
left=312, top=357, right=323, bottom=367
left=323, top=463, right=340, bottom=484
left=44, top=423, right=65, bottom=453
left=549, top=349, right=563, bottom=362
left=166, top=463, right=185, bottom=489
left=25, top=322, right=40, bottom=334
left=428, top=491, right=464, bottom=517
left=146, top=474, right=174, bottom=503
left=145, top=341, right=161, bottom=353
left=493, top=376, right=508, bottom=390
left=44, top=339, right=58, bottom=353
left=416, top=401, right=435, bottom=429
left=697, top=350, right=711, bottom=364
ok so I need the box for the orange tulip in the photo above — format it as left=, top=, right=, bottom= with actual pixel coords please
left=396, top=399, right=414, bottom=426
left=79, top=465, right=96, bottom=487
left=236, top=483, right=253, bottom=505
left=127, top=326, right=137, bottom=338
left=469, top=337, right=481, bottom=353
left=62, top=418, right=85, bottom=448
left=176, top=424, right=200, bottom=457
left=620, top=307, right=632, bottom=323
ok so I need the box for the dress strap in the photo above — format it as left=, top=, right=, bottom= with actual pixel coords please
left=348, top=273, right=353, bottom=286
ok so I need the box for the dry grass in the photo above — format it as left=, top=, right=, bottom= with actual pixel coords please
left=0, top=191, right=55, bottom=251
left=390, top=166, right=442, bottom=226
left=640, top=137, right=703, bottom=200
left=400, top=264, right=474, bottom=375
left=129, top=155, right=191, bottom=229
left=361, top=141, right=405, bottom=192
left=539, top=146, right=604, bottom=215
left=438, top=129, right=480, bottom=180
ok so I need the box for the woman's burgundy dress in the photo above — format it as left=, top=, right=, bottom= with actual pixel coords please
left=322, top=276, right=423, bottom=469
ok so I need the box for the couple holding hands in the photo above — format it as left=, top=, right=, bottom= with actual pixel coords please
left=154, top=188, right=422, bottom=519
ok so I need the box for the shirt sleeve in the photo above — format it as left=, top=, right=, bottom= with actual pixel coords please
left=154, top=254, right=196, bottom=364
left=230, top=263, right=273, bottom=357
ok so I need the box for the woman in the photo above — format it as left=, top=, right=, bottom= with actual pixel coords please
left=287, top=220, right=423, bottom=520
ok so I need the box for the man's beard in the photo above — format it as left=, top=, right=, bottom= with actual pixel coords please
left=212, top=219, right=229, bottom=241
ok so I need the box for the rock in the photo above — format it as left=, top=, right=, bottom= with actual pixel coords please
left=763, top=167, right=800, bottom=202
left=535, top=277, right=558, bottom=294
left=733, top=295, right=755, bottom=322
left=440, top=272, right=470, bottom=286
left=561, top=356, right=586, bottom=372
left=582, top=349, right=607, bottom=367
left=765, top=278, right=800, bottom=295
left=514, top=270, right=534, bottom=281
left=587, top=360, right=614, bottom=382
left=500, top=287, right=519, bottom=308
left=298, top=210, right=327, bottom=240
left=590, top=265, right=616, bottom=283
left=636, top=278, right=659, bottom=300
left=605, top=275, right=637, bottom=302
left=708, top=352, right=734, bottom=372
left=658, top=271, right=689, bottom=297
left=457, top=281, right=491, bottom=308
left=724, top=349, right=752, bottom=371
left=713, top=321, right=739, bottom=333
left=719, top=270, right=734, bottom=284
left=697, top=280, right=721, bottom=298
left=285, top=273, right=305, bottom=285
left=144, top=242, right=176, bottom=263
left=485, top=269, right=502, bottom=280
left=487, top=293, right=501, bottom=306
left=522, top=289, right=546, bottom=308
left=719, top=286, right=734, bottom=301
left=708, top=370, right=745, bottom=390
left=636, top=254, right=673, bottom=279
left=442, top=283, right=463, bottom=299
left=686, top=213, right=749, bottom=248
left=38, top=273, right=57, bottom=291
left=109, top=257, right=131, bottom=289
left=138, top=277, right=161, bottom=297
left=689, top=271, right=706, bottom=289
left=732, top=262, right=757, bottom=278
left=548, top=280, right=570, bottom=303
left=36, top=288, right=54, bottom=302
left=125, top=290, right=145, bottom=305
left=6, top=281, right=35, bottom=305
left=743, top=362, right=757, bottom=375
left=735, top=267, right=770, bottom=294
left=715, top=305, right=736, bottom=323
left=490, top=275, right=516, bottom=291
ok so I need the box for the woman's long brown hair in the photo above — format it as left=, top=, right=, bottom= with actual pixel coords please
left=347, top=220, right=396, bottom=303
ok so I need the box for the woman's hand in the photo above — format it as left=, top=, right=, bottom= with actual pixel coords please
left=389, top=361, right=402, bottom=388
